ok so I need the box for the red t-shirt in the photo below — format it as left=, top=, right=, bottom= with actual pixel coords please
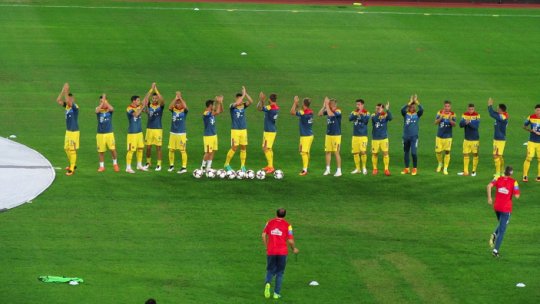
left=492, top=176, right=520, bottom=212
left=263, top=218, right=294, bottom=255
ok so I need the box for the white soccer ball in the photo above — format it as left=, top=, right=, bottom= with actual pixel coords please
left=216, top=169, right=227, bottom=179
left=245, top=170, right=255, bottom=179
left=227, top=170, right=236, bottom=179
left=274, top=169, right=284, bottom=180
left=193, top=169, right=203, bottom=179
left=256, top=170, right=266, bottom=180
left=236, top=170, right=245, bottom=180
left=206, top=169, right=216, bottom=178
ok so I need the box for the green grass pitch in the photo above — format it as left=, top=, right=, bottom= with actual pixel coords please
left=1, top=1, right=540, bottom=303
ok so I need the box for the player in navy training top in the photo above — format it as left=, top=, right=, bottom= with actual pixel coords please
left=291, top=96, right=314, bottom=175
left=487, top=98, right=509, bottom=178
left=144, top=83, right=165, bottom=171
left=95, top=94, right=119, bottom=172
left=224, top=86, right=253, bottom=172
left=318, top=97, right=342, bottom=177
left=258, top=92, right=280, bottom=174
left=55, top=83, right=79, bottom=176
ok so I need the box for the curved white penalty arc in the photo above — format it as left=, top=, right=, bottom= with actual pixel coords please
left=0, top=137, right=55, bottom=211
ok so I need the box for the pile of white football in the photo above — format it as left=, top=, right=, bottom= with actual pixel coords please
left=192, top=169, right=284, bottom=180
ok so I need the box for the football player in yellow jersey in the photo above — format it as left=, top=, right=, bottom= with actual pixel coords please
left=55, top=83, right=79, bottom=176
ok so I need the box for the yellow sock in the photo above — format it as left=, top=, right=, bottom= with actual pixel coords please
left=157, top=160, right=162, bottom=167
left=472, top=156, right=478, bottom=172
left=436, top=152, right=443, bottom=165
left=523, top=158, right=531, bottom=177
left=146, top=157, right=151, bottom=165
left=353, top=154, right=360, bottom=170
left=65, top=149, right=70, bottom=165
left=265, top=149, right=273, bottom=168
left=136, top=150, right=143, bottom=163
left=372, top=154, right=378, bottom=170
left=240, top=150, right=247, bottom=167
left=181, top=151, right=188, bottom=168
left=494, top=156, right=501, bottom=175
left=463, top=155, right=470, bottom=173
left=500, top=156, right=505, bottom=173
left=444, top=154, right=451, bottom=169
left=69, top=150, right=77, bottom=171
left=361, top=154, right=367, bottom=170
left=169, top=150, right=175, bottom=166
left=301, top=152, right=309, bottom=169
left=126, top=151, right=134, bottom=167
left=383, top=155, right=389, bottom=170
left=225, top=149, right=235, bottom=166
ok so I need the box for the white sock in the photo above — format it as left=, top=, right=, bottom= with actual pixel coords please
left=112, top=159, right=117, bottom=165
left=137, top=162, right=142, bottom=167
left=99, top=162, right=104, bottom=167
left=207, top=160, right=212, bottom=168
left=126, top=165, right=132, bottom=170
left=336, top=168, right=342, bottom=173
left=303, top=168, right=307, bottom=171
left=326, top=166, right=330, bottom=171
left=201, top=160, right=207, bottom=168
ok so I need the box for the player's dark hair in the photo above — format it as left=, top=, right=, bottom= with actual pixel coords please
left=269, top=94, right=277, bottom=102
left=303, top=98, right=311, bottom=107
left=444, top=100, right=451, bottom=105
left=236, top=93, right=243, bottom=98
left=536, top=104, right=540, bottom=109
left=276, top=208, right=286, bottom=218
left=145, top=299, right=157, bottom=304
left=376, top=103, right=383, bottom=107
left=468, top=103, right=475, bottom=108
left=205, top=99, right=214, bottom=107
left=356, top=99, right=364, bottom=104
left=499, top=104, right=507, bottom=112
left=99, top=95, right=103, bottom=100
left=131, top=95, right=139, bottom=102
left=504, top=166, right=513, bottom=176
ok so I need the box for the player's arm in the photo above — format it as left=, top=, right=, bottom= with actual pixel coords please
left=450, top=113, right=456, bottom=126
left=459, top=116, right=467, bottom=128
left=349, top=111, right=357, bottom=122
left=153, top=83, right=165, bottom=106
left=177, top=91, right=188, bottom=111
left=244, top=87, right=253, bottom=107
left=257, top=92, right=266, bottom=111
left=434, top=113, right=442, bottom=125
left=56, top=83, right=67, bottom=106
left=469, top=117, right=480, bottom=129
left=168, top=95, right=177, bottom=111
left=64, top=83, right=72, bottom=107
left=290, top=96, right=299, bottom=115
left=142, top=89, right=151, bottom=112
left=287, top=238, right=299, bottom=254
left=324, top=97, right=335, bottom=117
left=486, top=182, right=494, bottom=205
left=417, top=104, right=424, bottom=117
left=261, top=232, right=268, bottom=246
left=213, top=95, right=224, bottom=116
left=401, top=104, right=408, bottom=117
left=95, top=97, right=104, bottom=113
left=385, top=102, right=392, bottom=121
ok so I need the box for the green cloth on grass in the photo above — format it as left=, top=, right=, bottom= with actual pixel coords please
left=38, top=276, right=84, bottom=283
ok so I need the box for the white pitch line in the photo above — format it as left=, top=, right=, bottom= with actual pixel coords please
left=0, top=3, right=540, bottom=18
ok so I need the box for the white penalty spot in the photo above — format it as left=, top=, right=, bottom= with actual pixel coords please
left=523, top=142, right=528, bottom=146
left=9, top=134, right=17, bottom=139
left=424, top=13, right=431, bottom=16
left=194, top=7, right=199, bottom=11
left=69, top=281, right=79, bottom=286
left=309, top=281, right=319, bottom=286
left=240, top=52, right=247, bottom=56
left=516, top=282, right=526, bottom=288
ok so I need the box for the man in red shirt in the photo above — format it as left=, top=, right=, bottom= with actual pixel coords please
left=262, top=208, right=299, bottom=299
left=487, top=166, right=520, bottom=257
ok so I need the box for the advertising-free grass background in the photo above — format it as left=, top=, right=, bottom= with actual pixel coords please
left=1, top=1, right=539, bottom=303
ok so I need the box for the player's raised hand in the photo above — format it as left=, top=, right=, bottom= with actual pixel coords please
left=242, top=86, right=247, bottom=96
left=385, top=101, right=390, bottom=110
left=324, top=96, right=330, bottom=106
left=216, top=95, right=223, bottom=103
left=293, top=96, right=299, bottom=104
left=414, top=94, right=418, bottom=104
left=176, top=91, right=182, bottom=99
left=259, top=92, right=266, bottom=102
left=488, top=97, right=493, bottom=106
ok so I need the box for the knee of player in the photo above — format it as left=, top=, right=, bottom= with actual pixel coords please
left=526, top=156, right=533, bottom=161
